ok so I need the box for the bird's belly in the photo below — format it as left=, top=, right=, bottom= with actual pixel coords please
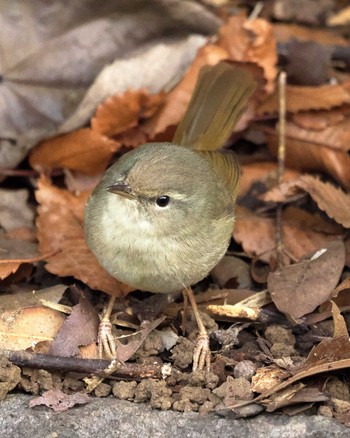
left=89, top=196, right=232, bottom=293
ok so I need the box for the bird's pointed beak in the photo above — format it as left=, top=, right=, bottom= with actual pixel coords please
left=106, top=182, right=136, bottom=199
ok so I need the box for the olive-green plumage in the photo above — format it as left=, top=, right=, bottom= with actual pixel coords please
left=84, top=62, right=256, bottom=293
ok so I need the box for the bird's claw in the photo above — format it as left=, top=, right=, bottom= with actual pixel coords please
left=192, top=333, right=211, bottom=372
left=98, top=319, right=116, bottom=359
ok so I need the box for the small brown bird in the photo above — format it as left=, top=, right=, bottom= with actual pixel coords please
left=84, top=62, right=256, bottom=371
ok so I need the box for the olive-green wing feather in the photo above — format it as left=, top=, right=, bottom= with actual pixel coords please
left=198, top=150, right=241, bottom=199
left=173, top=62, right=256, bottom=151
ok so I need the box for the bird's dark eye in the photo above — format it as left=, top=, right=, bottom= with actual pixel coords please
left=156, top=195, right=170, bottom=207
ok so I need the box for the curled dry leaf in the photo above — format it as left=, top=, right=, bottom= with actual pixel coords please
left=29, top=389, right=90, bottom=413
left=0, top=236, right=39, bottom=280
left=0, top=307, right=64, bottom=350
left=36, top=177, right=130, bottom=296
left=258, top=83, right=350, bottom=115
left=0, top=284, right=67, bottom=314
left=265, top=130, right=350, bottom=189
left=263, top=175, right=350, bottom=228
left=292, top=107, right=350, bottom=131
left=29, top=128, right=118, bottom=175
left=239, top=162, right=301, bottom=198
left=280, top=119, right=350, bottom=152
left=273, top=23, right=348, bottom=45
left=331, top=301, right=348, bottom=338
left=267, top=240, right=345, bottom=319
left=217, top=16, right=277, bottom=93
left=50, top=294, right=99, bottom=357
left=211, top=255, right=252, bottom=289
left=234, top=205, right=342, bottom=265
left=92, top=89, right=165, bottom=145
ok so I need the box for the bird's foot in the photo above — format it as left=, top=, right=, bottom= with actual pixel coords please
left=98, top=318, right=116, bottom=359
left=192, top=332, right=211, bottom=372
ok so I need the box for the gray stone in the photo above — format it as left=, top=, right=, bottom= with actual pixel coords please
left=1, top=394, right=350, bottom=438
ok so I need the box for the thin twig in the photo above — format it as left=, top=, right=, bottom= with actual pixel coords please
left=2, top=349, right=163, bottom=380
left=248, top=2, right=264, bottom=20
left=276, top=71, right=287, bottom=267
left=277, top=71, right=286, bottom=185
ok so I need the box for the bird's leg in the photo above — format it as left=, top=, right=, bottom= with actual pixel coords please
left=98, top=295, right=117, bottom=359
left=183, top=287, right=211, bottom=372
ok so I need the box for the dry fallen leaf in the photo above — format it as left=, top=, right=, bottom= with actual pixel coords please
left=217, top=15, right=277, bottom=93
left=0, top=236, right=40, bottom=280
left=267, top=241, right=345, bottom=319
left=92, top=89, right=165, bottom=148
left=29, top=389, right=90, bottom=412
left=273, top=23, right=348, bottom=46
left=239, top=162, right=301, bottom=198
left=264, top=128, right=350, bottom=190
left=234, top=206, right=342, bottom=265
left=0, top=285, right=67, bottom=314
left=0, top=307, right=64, bottom=350
left=29, top=129, right=118, bottom=175
left=50, top=294, right=99, bottom=357
left=292, top=107, right=350, bottom=131
left=258, top=83, right=350, bottom=115
left=263, top=175, right=350, bottom=228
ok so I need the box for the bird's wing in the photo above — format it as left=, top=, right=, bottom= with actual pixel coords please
left=173, top=62, right=256, bottom=151
left=198, top=150, right=241, bottom=199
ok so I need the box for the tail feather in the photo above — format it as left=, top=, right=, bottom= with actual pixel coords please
left=173, top=62, right=256, bottom=151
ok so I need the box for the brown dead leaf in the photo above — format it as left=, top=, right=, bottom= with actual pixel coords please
left=281, top=119, right=350, bottom=152
left=273, top=23, right=348, bottom=46
left=92, top=89, right=165, bottom=146
left=0, top=307, right=64, bottom=350
left=258, top=83, right=350, bottom=115
left=0, top=285, right=67, bottom=314
left=263, top=384, right=328, bottom=413
left=50, top=294, right=99, bottom=357
left=263, top=175, right=350, bottom=228
left=218, top=16, right=277, bottom=93
left=239, top=162, right=301, bottom=198
left=210, top=255, right=252, bottom=289
left=234, top=206, right=342, bottom=265
left=0, top=236, right=39, bottom=280
left=331, top=301, right=349, bottom=338
left=292, top=107, right=350, bottom=131
left=116, top=316, right=166, bottom=362
left=30, top=128, right=118, bottom=175
left=267, top=241, right=345, bottom=319
left=327, top=6, right=350, bottom=26
left=265, top=131, right=350, bottom=189
left=29, top=389, right=90, bottom=412
left=36, top=177, right=129, bottom=296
